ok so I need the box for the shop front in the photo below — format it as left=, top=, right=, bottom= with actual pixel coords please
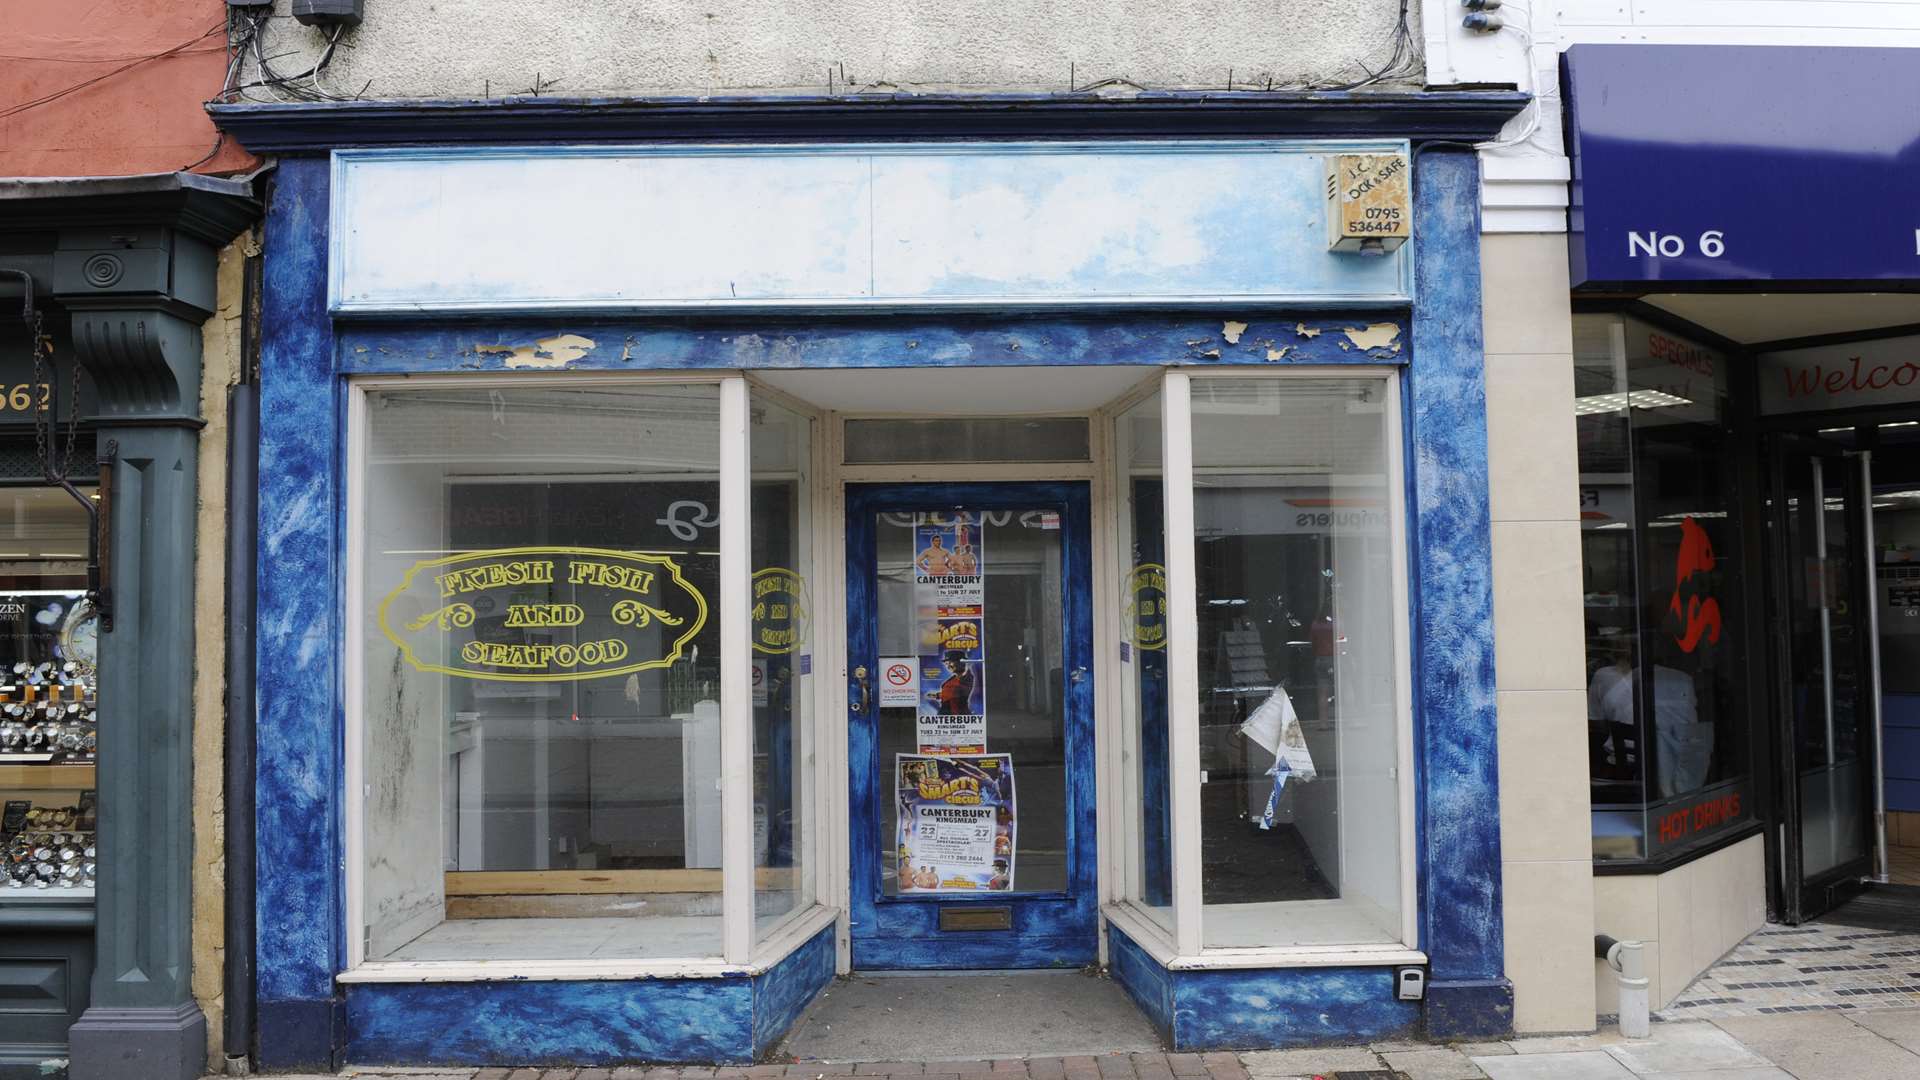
left=0, top=175, right=257, bottom=1080
left=220, top=97, right=1525, bottom=1069
left=1561, top=43, right=1920, bottom=1012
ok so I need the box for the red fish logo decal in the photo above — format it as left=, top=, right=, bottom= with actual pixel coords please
left=1670, top=516, right=1722, bottom=654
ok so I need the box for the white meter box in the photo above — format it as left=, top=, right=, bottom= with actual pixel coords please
left=1324, top=153, right=1411, bottom=254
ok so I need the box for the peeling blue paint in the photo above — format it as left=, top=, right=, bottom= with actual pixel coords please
left=334, top=314, right=1407, bottom=374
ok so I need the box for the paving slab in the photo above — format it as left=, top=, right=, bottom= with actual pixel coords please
left=1712, top=1012, right=1920, bottom=1080
left=1380, top=1047, right=1486, bottom=1079
left=1240, top=1046, right=1385, bottom=1077
left=1472, top=1051, right=1635, bottom=1080
left=1628, top=1060, right=1789, bottom=1068
left=1596, top=1022, right=1768, bottom=1074
left=1629, top=1070, right=1791, bottom=1080
left=1850, top=1005, right=1920, bottom=1053
left=1502, top=1030, right=1633, bottom=1056
left=778, top=972, right=1162, bottom=1062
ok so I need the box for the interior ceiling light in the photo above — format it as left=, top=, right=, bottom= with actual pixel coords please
left=1572, top=389, right=1693, bottom=416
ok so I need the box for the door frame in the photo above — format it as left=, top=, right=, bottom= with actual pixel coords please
left=1765, top=432, right=1881, bottom=922
left=843, top=480, right=1099, bottom=969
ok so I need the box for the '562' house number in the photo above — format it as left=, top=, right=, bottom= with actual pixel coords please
left=0, top=384, right=52, bottom=414
left=1628, top=231, right=1727, bottom=258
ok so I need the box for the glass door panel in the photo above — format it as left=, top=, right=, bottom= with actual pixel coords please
left=845, top=483, right=1095, bottom=969
left=1773, top=436, right=1877, bottom=919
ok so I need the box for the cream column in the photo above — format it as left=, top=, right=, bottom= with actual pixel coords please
left=1481, top=233, right=1597, bottom=1032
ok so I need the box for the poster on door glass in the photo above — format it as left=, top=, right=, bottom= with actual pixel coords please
left=914, top=512, right=983, bottom=609
left=913, top=512, right=987, bottom=752
left=895, top=753, right=1015, bottom=892
left=916, top=615, right=986, bottom=753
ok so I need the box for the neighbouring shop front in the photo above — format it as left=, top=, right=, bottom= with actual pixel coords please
left=1561, top=43, right=1920, bottom=1012
left=0, top=175, right=257, bottom=1080
left=215, top=95, right=1526, bottom=1069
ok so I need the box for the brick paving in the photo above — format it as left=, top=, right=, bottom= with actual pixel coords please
left=1657, top=919, right=1920, bottom=1020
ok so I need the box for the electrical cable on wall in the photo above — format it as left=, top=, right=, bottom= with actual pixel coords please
left=220, top=10, right=356, bottom=104
left=0, top=21, right=225, bottom=121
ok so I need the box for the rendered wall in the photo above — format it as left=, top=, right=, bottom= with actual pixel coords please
left=189, top=234, right=249, bottom=1066
left=1479, top=232, right=1595, bottom=1033
left=0, top=1, right=254, bottom=177
left=238, top=0, right=1420, bottom=99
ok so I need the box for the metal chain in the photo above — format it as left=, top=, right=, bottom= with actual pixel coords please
left=62, top=345, right=80, bottom=477
left=26, top=311, right=81, bottom=481
left=29, top=310, right=49, bottom=480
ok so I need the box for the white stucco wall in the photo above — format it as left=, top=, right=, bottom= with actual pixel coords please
left=240, top=0, right=1420, bottom=99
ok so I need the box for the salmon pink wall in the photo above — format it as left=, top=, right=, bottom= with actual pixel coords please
left=1, top=2, right=256, bottom=177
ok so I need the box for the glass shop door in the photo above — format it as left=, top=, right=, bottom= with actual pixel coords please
left=1769, top=435, right=1881, bottom=922
left=844, top=482, right=1097, bottom=968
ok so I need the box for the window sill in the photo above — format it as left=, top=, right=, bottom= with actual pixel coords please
left=1104, top=902, right=1426, bottom=971
left=337, top=903, right=838, bottom=984
left=1592, top=821, right=1765, bottom=876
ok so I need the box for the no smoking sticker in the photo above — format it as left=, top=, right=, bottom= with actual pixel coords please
left=879, top=657, right=918, bottom=708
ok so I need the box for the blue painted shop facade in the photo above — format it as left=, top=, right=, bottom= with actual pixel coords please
left=214, top=94, right=1526, bottom=1070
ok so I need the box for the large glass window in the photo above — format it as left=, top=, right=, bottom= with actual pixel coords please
left=1576, top=315, right=1752, bottom=863
left=750, top=391, right=815, bottom=939
left=1189, top=377, right=1405, bottom=947
left=1114, top=390, right=1172, bottom=930
left=359, top=383, right=728, bottom=962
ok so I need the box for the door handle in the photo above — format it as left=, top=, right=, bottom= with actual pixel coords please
left=851, top=665, right=871, bottom=714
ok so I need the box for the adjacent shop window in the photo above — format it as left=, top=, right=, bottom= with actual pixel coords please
left=0, top=488, right=101, bottom=895
left=750, top=391, right=815, bottom=939
left=1189, top=376, right=1405, bottom=947
left=1113, top=390, right=1172, bottom=930
left=1575, top=315, right=1752, bottom=863
left=359, top=383, right=726, bottom=962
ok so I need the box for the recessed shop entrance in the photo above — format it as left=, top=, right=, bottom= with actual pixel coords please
left=843, top=482, right=1097, bottom=969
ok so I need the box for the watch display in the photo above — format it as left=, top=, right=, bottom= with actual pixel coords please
left=0, top=593, right=98, bottom=766
left=1, top=803, right=94, bottom=891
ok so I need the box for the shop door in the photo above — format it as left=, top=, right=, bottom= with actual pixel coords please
left=845, top=483, right=1096, bottom=968
left=1770, top=436, right=1881, bottom=921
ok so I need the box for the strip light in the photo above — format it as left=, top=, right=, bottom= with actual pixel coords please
left=1572, top=389, right=1693, bottom=416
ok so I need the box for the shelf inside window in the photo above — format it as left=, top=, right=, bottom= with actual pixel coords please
left=0, top=763, right=95, bottom=790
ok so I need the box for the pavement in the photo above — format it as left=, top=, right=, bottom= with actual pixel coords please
left=219, top=918, right=1920, bottom=1080
left=225, top=1006, right=1920, bottom=1080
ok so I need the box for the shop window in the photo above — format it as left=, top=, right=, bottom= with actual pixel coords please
left=1113, top=389, right=1172, bottom=931
left=1575, top=315, right=1753, bottom=864
left=0, top=487, right=101, bottom=896
left=356, top=382, right=735, bottom=962
left=1188, top=377, right=1406, bottom=947
left=749, top=391, right=815, bottom=940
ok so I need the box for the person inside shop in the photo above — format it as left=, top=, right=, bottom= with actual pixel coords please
left=1588, top=633, right=1713, bottom=797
